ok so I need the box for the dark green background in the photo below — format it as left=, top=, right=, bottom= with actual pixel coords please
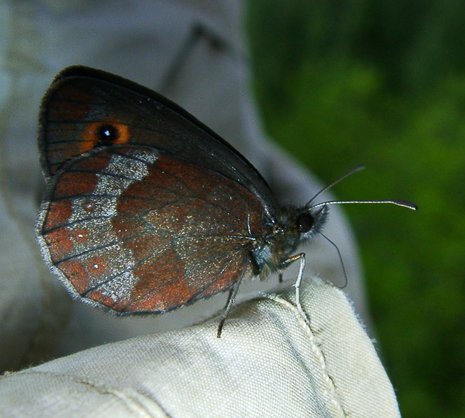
left=247, top=1, right=465, bottom=417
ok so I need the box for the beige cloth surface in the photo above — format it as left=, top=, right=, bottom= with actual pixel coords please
left=0, top=1, right=399, bottom=416
left=0, top=279, right=400, bottom=418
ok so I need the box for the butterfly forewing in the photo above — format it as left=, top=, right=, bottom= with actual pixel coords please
left=39, top=66, right=277, bottom=218
left=37, top=146, right=268, bottom=313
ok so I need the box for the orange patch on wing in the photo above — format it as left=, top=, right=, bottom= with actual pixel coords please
left=59, top=259, right=90, bottom=294
left=81, top=121, right=131, bottom=153
left=73, top=152, right=112, bottom=172
left=130, top=276, right=193, bottom=312
left=200, top=262, right=250, bottom=298
left=123, top=250, right=194, bottom=312
left=54, top=172, right=98, bottom=198
left=86, top=290, right=117, bottom=309
left=44, top=228, right=74, bottom=262
left=124, top=235, right=168, bottom=262
left=86, top=256, right=107, bottom=278
left=43, top=200, right=72, bottom=230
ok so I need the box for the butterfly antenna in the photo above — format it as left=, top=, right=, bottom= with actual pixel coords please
left=318, top=232, right=348, bottom=289
left=309, top=199, right=418, bottom=211
left=306, top=164, right=365, bottom=207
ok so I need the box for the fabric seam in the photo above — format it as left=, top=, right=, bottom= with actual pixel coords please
left=264, top=293, right=347, bottom=418
left=4, top=370, right=170, bottom=418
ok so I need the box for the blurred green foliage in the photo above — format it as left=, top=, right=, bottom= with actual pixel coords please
left=247, top=1, right=465, bottom=417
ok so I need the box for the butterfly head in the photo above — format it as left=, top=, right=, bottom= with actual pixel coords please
left=295, top=204, right=329, bottom=241
left=254, top=204, right=329, bottom=275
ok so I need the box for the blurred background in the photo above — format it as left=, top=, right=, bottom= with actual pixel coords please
left=247, top=1, right=464, bottom=417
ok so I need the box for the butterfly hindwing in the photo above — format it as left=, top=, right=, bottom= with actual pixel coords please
left=37, top=145, right=267, bottom=313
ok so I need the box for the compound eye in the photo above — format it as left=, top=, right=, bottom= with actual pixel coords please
left=297, top=212, right=314, bottom=233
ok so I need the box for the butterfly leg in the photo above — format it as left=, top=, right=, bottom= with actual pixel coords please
left=217, top=275, right=243, bottom=338
left=282, top=253, right=310, bottom=325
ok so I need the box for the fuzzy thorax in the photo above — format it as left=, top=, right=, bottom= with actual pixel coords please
left=250, top=205, right=329, bottom=279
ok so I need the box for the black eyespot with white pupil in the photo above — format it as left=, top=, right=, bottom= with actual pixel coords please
left=297, top=212, right=314, bottom=233
left=96, top=124, right=119, bottom=143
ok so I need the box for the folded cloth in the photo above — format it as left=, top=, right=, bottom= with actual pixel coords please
left=0, top=278, right=400, bottom=418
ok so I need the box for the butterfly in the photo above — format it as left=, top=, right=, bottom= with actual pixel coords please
left=36, top=66, right=417, bottom=337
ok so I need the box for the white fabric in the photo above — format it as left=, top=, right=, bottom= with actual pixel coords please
left=0, top=279, right=400, bottom=417
left=0, top=1, right=399, bottom=416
